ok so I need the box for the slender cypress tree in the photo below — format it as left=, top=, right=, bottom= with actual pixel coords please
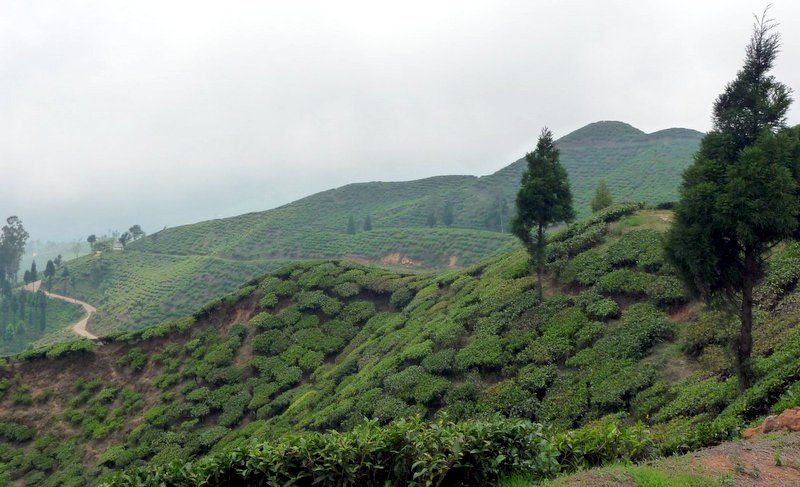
left=665, top=13, right=799, bottom=391
left=590, top=180, right=613, bottom=212
left=511, top=127, right=575, bottom=301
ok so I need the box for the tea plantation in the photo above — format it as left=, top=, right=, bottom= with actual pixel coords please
left=54, top=120, right=701, bottom=335
left=3, top=204, right=800, bottom=484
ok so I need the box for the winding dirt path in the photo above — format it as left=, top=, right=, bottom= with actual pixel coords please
left=22, top=281, right=98, bottom=340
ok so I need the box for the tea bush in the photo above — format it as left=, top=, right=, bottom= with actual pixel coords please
left=104, top=416, right=561, bottom=486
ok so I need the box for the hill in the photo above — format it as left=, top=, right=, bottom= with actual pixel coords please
left=4, top=204, right=800, bottom=484
left=0, top=289, right=85, bottom=355
left=53, top=121, right=703, bottom=335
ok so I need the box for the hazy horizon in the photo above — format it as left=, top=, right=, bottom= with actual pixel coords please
left=3, top=1, right=800, bottom=241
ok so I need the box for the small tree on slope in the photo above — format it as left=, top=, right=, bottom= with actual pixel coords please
left=512, top=127, right=575, bottom=301
left=590, top=179, right=613, bottom=212
left=665, top=13, right=800, bottom=392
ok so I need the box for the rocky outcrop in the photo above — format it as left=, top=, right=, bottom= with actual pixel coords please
left=742, top=408, right=800, bottom=438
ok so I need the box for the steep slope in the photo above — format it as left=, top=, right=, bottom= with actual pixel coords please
left=5, top=204, right=800, bottom=485
left=53, top=121, right=702, bottom=335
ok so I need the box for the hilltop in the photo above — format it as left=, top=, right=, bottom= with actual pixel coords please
left=3, top=204, right=800, bottom=484
left=52, top=121, right=703, bottom=335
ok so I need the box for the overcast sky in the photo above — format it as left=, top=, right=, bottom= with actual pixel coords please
left=3, top=1, right=800, bottom=241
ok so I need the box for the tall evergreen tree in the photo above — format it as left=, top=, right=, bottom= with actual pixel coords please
left=363, top=215, right=372, bottom=231
left=61, top=267, right=70, bottom=294
left=511, top=127, right=575, bottom=301
left=442, top=202, right=454, bottom=227
left=426, top=211, right=437, bottom=228
left=590, top=179, right=613, bottom=212
left=37, top=290, right=46, bottom=331
left=0, top=216, right=29, bottom=284
left=30, top=261, right=37, bottom=283
left=346, top=216, right=356, bottom=235
left=665, top=13, right=799, bottom=391
left=44, top=260, right=56, bottom=291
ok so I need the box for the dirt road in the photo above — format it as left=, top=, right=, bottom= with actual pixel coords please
left=22, top=281, right=98, bottom=340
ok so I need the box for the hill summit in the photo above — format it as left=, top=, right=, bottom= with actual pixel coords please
left=53, top=121, right=703, bottom=335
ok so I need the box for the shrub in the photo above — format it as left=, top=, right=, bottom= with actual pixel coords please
left=561, top=249, right=612, bottom=286
left=333, top=282, right=360, bottom=299
left=0, top=421, right=34, bottom=442
left=568, top=304, right=672, bottom=366
left=539, top=377, right=589, bottom=430
left=548, top=223, right=608, bottom=263
left=517, top=364, right=557, bottom=394
left=654, top=376, right=738, bottom=422
left=107, top=416, right=560, bottom=486
left=119, top=347, right=148, bottom=372
left=589, top=361, right=657, bottom=411
left=399, top=340, right=434, bottom=363
left=341, top=301, right=376, bottom=323
left=646, top=275, right=687, bottom=307
left=421, top=349, right=456, bottom=374
left=389, top=287, right=415, bottom=308
left=456, top=335, right=504, bottom=370
left=574, top=322, right=605, bottom=348
left=576, top=289, right=620, bottom=321
left=252, top=330, right=290, bottom=355
left=553, top=420, right=653, bottom=471
left=484, top=381, right=539, bottom=419
left=606, top=229, right=664, bottom=271
left=259, top=292, right=279, bottom=309
left=594, top=269, right=649, bottom=296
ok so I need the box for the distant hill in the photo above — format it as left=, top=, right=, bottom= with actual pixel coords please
left=54, top=121, right=703, bottom=334
left=131, top=121, right=702, bottom=259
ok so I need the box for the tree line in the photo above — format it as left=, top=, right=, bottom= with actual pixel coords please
left=0, top=216, right=54, bottom=348
left=87, top=224, right=145, bottom=252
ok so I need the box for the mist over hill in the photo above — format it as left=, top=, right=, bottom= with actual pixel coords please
left=44, top=120, right=702, bottom=335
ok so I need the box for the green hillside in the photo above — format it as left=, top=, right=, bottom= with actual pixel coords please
left=4, top=205, right=800, bottom=484
left=52, top=121, right=701, bottom=335
left=129, top=121, right=701, bottom=259
left=0, top=291, right=85, bottom=355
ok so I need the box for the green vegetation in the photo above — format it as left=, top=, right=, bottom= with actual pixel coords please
left=2, top=205, right=800, bottom=484
left=0, top=290, right=86, bottom=355
left=512, top=127, right=574, bottom=300
left=590, top=179, right=613, bottom=213
left=666, top=16, right=798, bottom=391
left=55, top=121, right=700, bottom=334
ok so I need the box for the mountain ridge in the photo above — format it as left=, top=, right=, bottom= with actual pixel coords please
left=52, top=120, right=703, bottom=334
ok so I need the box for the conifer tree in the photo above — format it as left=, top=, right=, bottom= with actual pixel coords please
left=363, top=215, right=372, bottom=231
left=44, top=260, right=56, bottom=291
left=665, top=13, right=799, bottom=391
left=442, top=202, right=454, bottom=227
left=590, top=179, right=613, bottom=212
left=346, top=216, right=356, bottom=235
left=426, top=211, right=436, bottom=228
left=512, top=127, right=575, bottom=301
